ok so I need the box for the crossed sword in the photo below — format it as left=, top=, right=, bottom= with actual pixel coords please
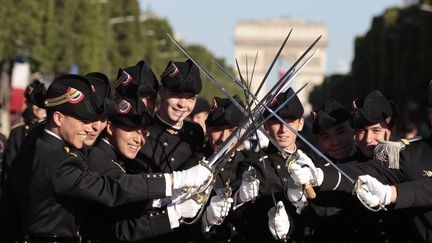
left=166, top=32, right=377, bottom=218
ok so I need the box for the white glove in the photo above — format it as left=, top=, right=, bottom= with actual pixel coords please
left=167, top=198, right=202, bottom=229
left=287, top=183, right=308, bottom=214
left=202, top=195, right=234, bottom=232
left=172, top=162, right=212, bottom=189
left=268, top=201, right=290, bottom=240
left=238, top=171, right=260, bottom=203
left=288, top=149, right=323, bottom=187
left=357, top=175, right=392, bottom=208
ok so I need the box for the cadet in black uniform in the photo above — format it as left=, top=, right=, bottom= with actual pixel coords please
left=82, top=94, right=201, bottom=242
left=80, top=72, right=113, bottom=153
left=349, top=86, right=432, bottom=242
left=0, top=74, right=212, bottom=243
left=2, top=80, right=46, bottom=183
left=126, top=59, right=205, bottom=175
left=117, top=59, right=207, bottom=242
left=238, top=88, right=308, bottom=242
left=200, top=95, right=247, bottom=243
left=301, top=100, right=359, bottom=242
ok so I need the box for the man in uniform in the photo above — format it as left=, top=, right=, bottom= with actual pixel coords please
left=2, top=80, right=46, bottom=183
left=123, top=59, right=207, bottom=242
left=81, top=94, right=203, bottom=242
left=200, top=95, right=247, bottom=242
left=127, top=59, right=205, bottom=175
left=301, top=100, right=359, bottom=241
left=80, top=72, right=114, bottom=151
left=0, top=74, right=212, bottom=242
left=346, top=84, right=432, bottom=242
left=238, top=88, right=308, bottom=242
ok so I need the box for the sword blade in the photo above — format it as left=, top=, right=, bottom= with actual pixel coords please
left=167, top=33, right=294, bottom=166
left=215, top=84, right=309, bottom=167
left=254, top=29, right=292, bottom=99
left=214, top=57, right=355, bottom=184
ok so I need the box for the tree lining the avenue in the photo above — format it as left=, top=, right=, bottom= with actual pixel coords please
left=0, top=0, right=240, bottom=101
left=310, top=3, right=432, bottom=109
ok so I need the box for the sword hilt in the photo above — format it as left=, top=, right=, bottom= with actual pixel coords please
left=305, top=182, right=316, bottom=199
left=177, top=159, right=215, bottom=203
left=286, top=152, right=316, bottom=199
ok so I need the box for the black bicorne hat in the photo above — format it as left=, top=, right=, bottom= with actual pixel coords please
left=160, top=59, right=202, bottom=94
left=114, top=60, right=159, bottom=97
left=109, top=95, right=153, bottom=128
left=85, top=72, right=116, bottom=117
left=41, top=74, right=103, bottom=120
left=206, top=95, right=245, bottom=127
left=265, top=88, right=304, bottom=121
left=311, top=100, right=352, bottom=134
left=25, top=79, right=46, bottom=107
left=352, top=90, right=395, bottom=129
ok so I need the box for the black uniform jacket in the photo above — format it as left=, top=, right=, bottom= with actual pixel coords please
left=0, top=129, right=167, bottom=241
left=127, top=115, right=205, bottom=174
left=320, top=136, right=432, bottom=242
left=239, top=144, right=309, bottom=242
left=303, top=148, right=366, bottom=242
left=81, top=139, right=172, bottom=242
left=125, top=116, right=205, bottom=243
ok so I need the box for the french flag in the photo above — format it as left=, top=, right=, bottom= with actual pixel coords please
left=9, top=62, right=30, bottom=113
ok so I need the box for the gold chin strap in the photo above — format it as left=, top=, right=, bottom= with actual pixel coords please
left=44, top=88, right=84, bottom=107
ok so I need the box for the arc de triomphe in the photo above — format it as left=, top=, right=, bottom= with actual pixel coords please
left=234, top=18, right=328, bottom=115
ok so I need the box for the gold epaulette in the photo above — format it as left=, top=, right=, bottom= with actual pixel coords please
left=10, top=122, right=25, bottom=130
left=37, top=118, right=47, bottom=124
left=166, top=128, right=178, bottom=135
left=63, top=146, right=77, bottom=157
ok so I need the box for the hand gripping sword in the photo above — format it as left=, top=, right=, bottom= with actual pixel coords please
left=232, top=50, right=319, bottom=199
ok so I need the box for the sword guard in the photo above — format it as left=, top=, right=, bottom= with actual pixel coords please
left=242, top=167, right=257, bottom=182
left=354, top=178, right=387, bottom=212
left=217, top=182, right=233, bottom=199
left=285, top=152, right=299, bottom=167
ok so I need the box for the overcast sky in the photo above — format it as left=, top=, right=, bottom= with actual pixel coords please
left=139, top=0, right=403, bottom=75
